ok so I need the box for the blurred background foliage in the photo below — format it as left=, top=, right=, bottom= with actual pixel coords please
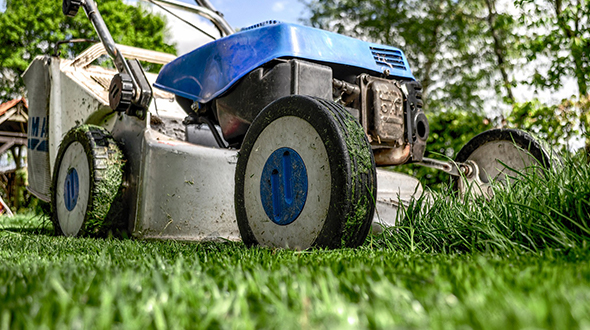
left=0, top=0, right=176, bottom=104
left=304, top=0, right=590, bottom=189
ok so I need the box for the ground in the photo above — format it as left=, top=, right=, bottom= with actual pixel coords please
left=1, top=212, right=589, bottom=329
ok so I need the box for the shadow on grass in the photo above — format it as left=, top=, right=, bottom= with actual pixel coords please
left=0, top=212, right=55, bottom=237
left=1, top=226, right=54, bottom=236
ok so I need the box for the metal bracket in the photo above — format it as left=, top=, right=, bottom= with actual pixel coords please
left=418, top=158, right=493, bottom=198
left=53, top=38, right=97, bottom=57
left=418, top=157, right=476, bottom=178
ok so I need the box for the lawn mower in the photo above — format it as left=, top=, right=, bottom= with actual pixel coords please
left=23, top=0, right=554, bottom=249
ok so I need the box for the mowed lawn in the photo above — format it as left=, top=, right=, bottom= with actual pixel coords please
left=1, top=219, right=589, bottom=329
left=1, top=154, right=589, bottom=329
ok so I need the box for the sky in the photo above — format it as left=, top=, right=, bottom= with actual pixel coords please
left=148, top=0, right=309, bottom=55
left=209, top=0, right=307, bottom=28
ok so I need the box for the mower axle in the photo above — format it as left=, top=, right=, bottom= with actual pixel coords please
left=418, top=157, right=476, bottom=178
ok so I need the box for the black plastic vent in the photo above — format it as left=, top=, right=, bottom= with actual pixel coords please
left=242, top=20, right=282, bottom=31
left=370, top=47, right=406, bottom=71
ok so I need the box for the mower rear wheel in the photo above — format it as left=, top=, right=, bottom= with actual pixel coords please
left=235, top=95, right=377, bottom=249
left=454, top=128, right=554, bottom=198
left=52, top=125, right=126, bottom=236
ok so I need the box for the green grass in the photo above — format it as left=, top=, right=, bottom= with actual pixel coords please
left=2, top=227, right=590, bottom=329
left=380, top=153, right=590, bottom=254
left=1, top=154, right=589, bottom=329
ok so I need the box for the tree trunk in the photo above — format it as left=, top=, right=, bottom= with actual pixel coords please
left=420, top=24, right=441, bottom=106
left=553, top=0, right=588, bottom=95
left=484, top=0, right=515, bottom=105
left=553, top=0, right=589, bottom=155
left=420, top=3, right=444, bottom=107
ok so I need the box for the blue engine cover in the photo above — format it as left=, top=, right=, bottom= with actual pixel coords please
left=155, top=22, right=415, bottom=103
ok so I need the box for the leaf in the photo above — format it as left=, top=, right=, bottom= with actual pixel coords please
left=0, top=0, right=176, bottom=103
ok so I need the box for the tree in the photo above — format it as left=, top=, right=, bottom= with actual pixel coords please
left=516, top=0, right=589, bottom=95
left=0, top=0, right=176, bottom=103
left=304, top=0, right=515, bottom=116
left=514, top=0, right=590, bottom=153
left=483, top=0, right=518, bottom=105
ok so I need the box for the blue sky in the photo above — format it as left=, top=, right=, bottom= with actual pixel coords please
left=153, top=0, right=309, bottom=54
left=208, top=0, right=307, bottom=28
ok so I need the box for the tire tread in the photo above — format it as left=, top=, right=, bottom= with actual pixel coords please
left=51, top=125, right=126, bottom=236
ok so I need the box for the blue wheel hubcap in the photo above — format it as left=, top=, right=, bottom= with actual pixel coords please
left=260, top=147, right=308, bottom=225
left=64, top=168, right=79, bottom=211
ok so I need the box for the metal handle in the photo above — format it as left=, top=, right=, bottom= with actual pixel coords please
left=80, top=0, right=140, bottom=102
left=81, top=1, right=131, bottom=72
left=143, top=0, right=234, bottom=37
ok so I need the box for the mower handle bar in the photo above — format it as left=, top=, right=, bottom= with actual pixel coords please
left=142, top=0, right=234, bottom=37
left=80, top=0, right=140, bottom=101
left=194, top=0, right=217, bottom=14
left=74, top=0, right=234, bottom=104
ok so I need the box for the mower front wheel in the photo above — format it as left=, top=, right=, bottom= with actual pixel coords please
left=52, top=125, right=126, bottom=236
left=454, top=128, right=555, bottom=198
left=235, top=95, right=377, bottom=249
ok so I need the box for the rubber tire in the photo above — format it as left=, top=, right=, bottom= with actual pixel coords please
left=235, top=95, right=377, bottom=249
left=453, top=128, right=554, bottom=192
left=51, top=125, right=126, bottom=237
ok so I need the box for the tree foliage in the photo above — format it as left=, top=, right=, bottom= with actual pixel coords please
left=516, top=0, right=590, bottom=95
left=508, top=96, right=589, bottom=152
left=304, top=0, right=519, bottom=116
left=0, top=0, right=176, bottom=103
left=514, top=0, right=590, bottom=153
